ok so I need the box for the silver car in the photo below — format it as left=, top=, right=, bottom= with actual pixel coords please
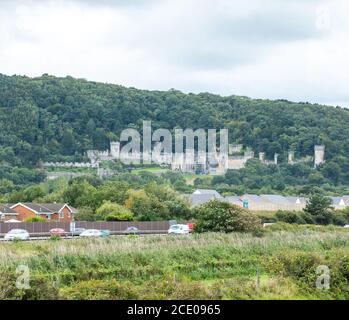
left=71, top=228, right=86, bottom=236
left=79, top=229, right=103, bottom=238
left=4, top=229, right=30, bottom=241
left=168, top=224, right=190, bottom=235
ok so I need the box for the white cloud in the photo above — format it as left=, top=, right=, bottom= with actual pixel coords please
left=0, top=0, right=349, bottom=107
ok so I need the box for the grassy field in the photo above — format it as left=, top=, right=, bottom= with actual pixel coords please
left=1, top=223, right=349, bottom=300
left=131, top=167, right=169, bottom=175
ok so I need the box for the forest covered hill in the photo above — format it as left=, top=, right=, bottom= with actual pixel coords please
left=1, top=73, right=349, bottom=193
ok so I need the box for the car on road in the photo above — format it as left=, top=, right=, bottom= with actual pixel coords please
left=187, top=223, right=194, bottom=232
left=49, top=228, right=67, bottom=237
left=70, top=228, right=86, bottom=236
left=79, top=229, right=110, bottom=238
left=4, top=229, right=30, bottom=241
left=100, top=230, right=110, bottom=237
left=168, top=224, right=190, bottom=235
left=124, top=226, right=139, bottom=235
left=79, top=229, right=103, bottom=237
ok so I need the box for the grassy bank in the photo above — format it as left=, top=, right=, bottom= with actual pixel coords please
left=0, top=224, right=349, bottom=300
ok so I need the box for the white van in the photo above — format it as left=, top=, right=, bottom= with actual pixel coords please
left=168, top=224, right=190, bottom=235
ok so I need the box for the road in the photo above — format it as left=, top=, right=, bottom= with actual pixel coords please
left=0, top=232, right=175, bottom=242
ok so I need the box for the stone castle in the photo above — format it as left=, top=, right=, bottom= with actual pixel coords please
left=43, top=142, right=325, bottom=175
left=43, top=142, right=325, bottom=174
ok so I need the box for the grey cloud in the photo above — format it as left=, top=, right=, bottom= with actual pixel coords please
left=217, top=11, right=320, bottom=43
left=0, top=0, right=346, bottom=108
left=69, top=0, right=159, bottom=8
left=121, top=1, right=329, bottom=70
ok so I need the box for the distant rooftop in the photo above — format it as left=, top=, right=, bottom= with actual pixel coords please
left=193, top=189, right=223, bottom=198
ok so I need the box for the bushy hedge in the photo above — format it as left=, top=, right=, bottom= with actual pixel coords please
left=193, top=200, right=262, bottom=233
left=24, top=217, right=46, bottom=222
left=271, top=210, right=349, bottom=226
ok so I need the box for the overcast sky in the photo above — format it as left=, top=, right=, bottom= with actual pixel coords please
left=1, top=0, right=349, bottom=107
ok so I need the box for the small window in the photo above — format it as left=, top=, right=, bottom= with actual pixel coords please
left=59, top=212, right=64, bottom=219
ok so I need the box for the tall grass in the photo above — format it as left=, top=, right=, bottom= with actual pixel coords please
left=0, top=224, right=349, bottom=299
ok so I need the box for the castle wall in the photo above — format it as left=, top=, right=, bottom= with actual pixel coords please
left=47, top=141, right=327, bottom=175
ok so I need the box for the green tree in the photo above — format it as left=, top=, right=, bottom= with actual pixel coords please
left=74, top=207, right=96, bottom=221
left=125, top=189, right=168, bottom=220
left=96, top=201, right=133, bottom=221
left=193, top=200, right=261, bottom=233
left=63, top=180, right=96, bottom=208
left=303, top=194, right=334, bottom=225
left=0, top=179, right=14, bottom=194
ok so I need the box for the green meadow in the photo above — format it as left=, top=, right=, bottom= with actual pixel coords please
left=1, top=223, right=349, bottom=300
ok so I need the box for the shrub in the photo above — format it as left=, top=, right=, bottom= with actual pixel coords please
left=331, top=212, right=348, bottom=226
left=136, top=278, right=210, bottom=300
left=105, top=213, right=133, bottom=221
left=274, top=211, right=305, bottom=224
left=96, top=201, right=133, bottom=221
left=193, top=200, right=261, bottom=233
left=267, top=251, right=323, bottom=279
left=24, top=216, right=46, bottom=222
left=0, top=272, right=59, bottom=300
left=258, top=214, right=277, bottom=224
left=299, top=212, right=315, bottom=224
left=60, top=279, right=138, bottom=300
left=49, top=235, right=61, bottom=241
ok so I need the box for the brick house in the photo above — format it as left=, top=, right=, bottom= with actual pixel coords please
left=7, top=203, right=78, bottom=222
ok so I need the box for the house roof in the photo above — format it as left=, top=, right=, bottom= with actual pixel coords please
left=224, top=196, right=242, bottom=204
left=40, top=203, right=78, bottom=213
left=261, top=195, right=290, bottom=205
left=190, top=194, right=218, bottom=206
left=188, top=193, right=349, bottom=208
left=193, top=189, right=223, bottom=198
left=240, top=195, right=308, bottom=206
left=330, top=197, right=346, bottom=206
left=342, top=196, right=349, bottom=205
left=286, top=196, right=307, bottom=204
left=0, top=205, right=18, bottom=215
left=241, top=194, right=264, bottom=203
left=10, top=203, right=78, bottom=214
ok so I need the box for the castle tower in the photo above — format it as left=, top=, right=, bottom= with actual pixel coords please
left=259, top=152, right=265, bottom=162
left=314, top=145, right=325, bottom=167
left=288, top=151, right=294, bottom=164
left=110, top=142, right=120, bottom=159
left=229, top=144, right=243, bottom=155
left=274, top=153, right=279, bottom=165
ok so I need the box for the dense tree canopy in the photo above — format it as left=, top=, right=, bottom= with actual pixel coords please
left=2, top=73, right=349, bottom=192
